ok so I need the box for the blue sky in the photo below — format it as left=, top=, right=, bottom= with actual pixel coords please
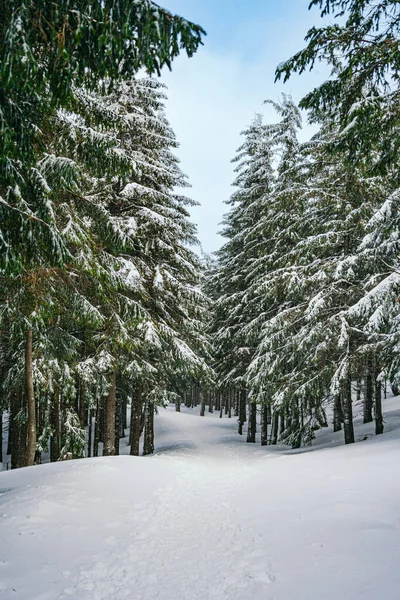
left=160, top=1, right=332, bottom=254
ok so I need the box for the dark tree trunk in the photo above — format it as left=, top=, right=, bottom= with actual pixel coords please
left=333, top=394, right=342, bottom=432
left=391, top=383, right=399, bottom=396
left=261, top=404, right=268, bottom=446
left=6, top=407, right=12, bottom=457
left=225, top=391, right=229, bottom=415
left=103, top=371, right=116, bottom=456
left=175, top=396, right=181, bottom=412
left=291, top=402, right=301, bottom=449
left=208, top=392, right=213, bottom=413
left=267, top=405, right=272, bottom=425
left=246, top=402, right=257, bottom=443
left=200, top=391, right=206, bottom=417
left=130, top=385, right=143, bottom=456
left=11, top=391, right=24, bottom=469
left=25, top=329, right=36, bottom=466
left=115, top=395, right=121, bottom=456
left=364, top=362, right=373, bottom=424
left=93, top=398, right=100, bottom=457
left=237, top=389, right=246, bottom=435
left=219, top=393, right=224, bottom=418
left=375, top=375, right=384, bottom=435
left=50, top=385, right=60, bottom=462
left=99, top=400, right=105, bottom=444
left=143, top=402, right=154, bottom=456
left=343, top=377, right=355, bottom=444
left=87, top=408, right=94, bottom=458
left=279, top=414, right=285, bottom=437
left=215, top=392, right=220, bottom=412
left=272, top=411, right=279, bottom=445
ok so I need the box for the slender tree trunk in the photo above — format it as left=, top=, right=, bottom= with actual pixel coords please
left=237, top=389, right=246, bottom=435
left=25, top=329, right=36, bottom=466
left=291, top=401, right=301, bottom=449
left=87, top=408, right=94, bottom=458
left=122, top=397, right=127, bottom=431
left=143, top=402, right=155, bottom=456
left=130, top=385, right=143, bottom=456
left=342, top=377, right=355, bottom=444
left=11, top=391, right=23, bottom=469
left=225, top=391, right=229, bottom=415
left=175, top=396, right=181, bottom=412
left=6, top=406, right=12, bottom=457
left=240, top=389, right=247, bottom=422
left=374, top=373, right=384, bottom=435
left=219, top=393, right=224, bottom=419
left=115, top=395, right=121, bottom=456
left=333, top=394, right=342, bottom=432
left=261, top=404, right=268, bottom=446
left=246, top=402, right=257, bottom=443
left=93, top=398, right=100, bottom=457
left=99, top=399, right=105, bottom=444
left=364, top=362, right=373, bottom=423
left=200, top=390, right=206, bottom=417
left=103, top=371, right=116, bottom=456
left=50, top=385, right=60, bottom=462
left=272, top=411, right=279, bottom=445
left=208, top=392, right=213, bottom=413
left=279, top=414, right=285, bottom=437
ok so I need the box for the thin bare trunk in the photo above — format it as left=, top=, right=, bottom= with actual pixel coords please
left=246, top=402, right=256, bottom=443
left=25, top=330, right=36, bottom=466
left=93, top=398, right=100, bottom=457
left=50, top=384, right=60, bottom=462
left=261, top=404, right=268, bottom=446
left=103, top=371, right=116, bottom=456
left=333, top=394, right=342, bottom=432
left=374, top=368, right=384, bottom=435
left=143, top=402, right=155, bottom=455
left=343, top=378, right=355, bottom=444
left=130, top=385, right=143, bottom=456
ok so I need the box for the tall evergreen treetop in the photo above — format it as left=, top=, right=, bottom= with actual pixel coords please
left=0, top=0, right=205, bottom=179
left=276, top=0, right=400, bottom=172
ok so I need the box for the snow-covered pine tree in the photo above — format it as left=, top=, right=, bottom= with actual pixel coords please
left=0, top=76, right=211, bottom=466
left=249, top=118, right=391, bottom=446
left=276, top=0, right=400, bottom=176
left=211, top=114, right=277, bottom=437
left=244, top=97, right=306, bottom=446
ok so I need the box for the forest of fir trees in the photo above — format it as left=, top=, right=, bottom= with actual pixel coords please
left=2, top=0, right=400, bottom=469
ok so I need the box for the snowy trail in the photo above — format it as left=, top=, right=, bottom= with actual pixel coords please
left=60, top=411, right=275, bottom=600
left=2, top=403, right=400, bottom=600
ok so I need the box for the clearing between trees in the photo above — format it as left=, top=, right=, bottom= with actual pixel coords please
left=1, top=396, right=400, bottom=600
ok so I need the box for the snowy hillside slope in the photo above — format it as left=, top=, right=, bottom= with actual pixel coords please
left=1, top=397, right=400, bottom=600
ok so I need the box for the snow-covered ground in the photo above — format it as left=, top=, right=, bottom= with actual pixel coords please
left=1, top=398, right=400, bottom=600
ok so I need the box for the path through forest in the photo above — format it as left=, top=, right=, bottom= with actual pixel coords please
left=2, top=402, right=400, bottom=600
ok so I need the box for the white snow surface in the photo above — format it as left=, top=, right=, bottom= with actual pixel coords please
left=2, top=400, right=400, bottom=600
